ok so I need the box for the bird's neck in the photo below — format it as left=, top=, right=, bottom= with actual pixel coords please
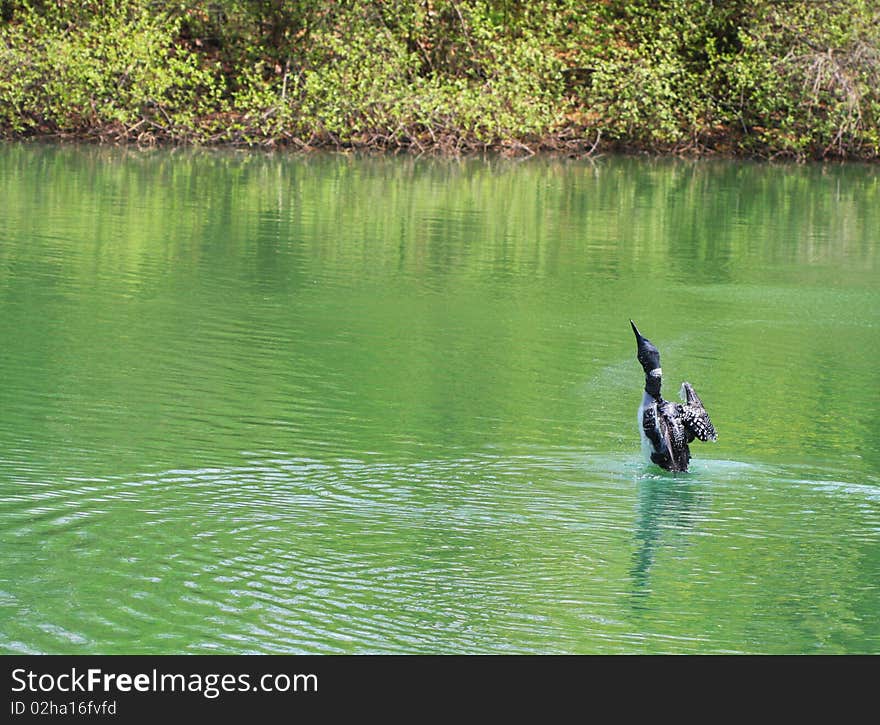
left=643, top=367, right=662, bottom=399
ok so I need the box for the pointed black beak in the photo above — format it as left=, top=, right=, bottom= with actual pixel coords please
left=630, top=319, right=660, bottom=369
left=630, top=319, right=644, bottom=343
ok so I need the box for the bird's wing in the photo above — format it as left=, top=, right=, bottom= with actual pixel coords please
left=679, top=381, right=704, bottom=407
left=642, top=404, right=659, bottom=443
left=645, top=403, right=688, bottom=470
left=667, top=408, right=690, bottom=451
left=679, top=382, right=717, bottom=442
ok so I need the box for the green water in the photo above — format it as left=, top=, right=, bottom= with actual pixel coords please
left=0, top=145, right=878, bottom=654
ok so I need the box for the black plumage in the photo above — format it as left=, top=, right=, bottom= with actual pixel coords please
left=630, top=321, right=716, bottom=472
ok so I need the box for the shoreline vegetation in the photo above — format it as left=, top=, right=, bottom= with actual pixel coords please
left=1, top=1, right=879, bottom=160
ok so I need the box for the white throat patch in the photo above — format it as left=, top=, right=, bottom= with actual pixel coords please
left=648, top=367, right=662, bottom=378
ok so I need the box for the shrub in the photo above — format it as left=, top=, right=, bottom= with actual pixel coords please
left=0, top=3, right=219, bottom=141
left=0, top=0, right=877, bottom=157
left=726, top=0, right=880, bottom=158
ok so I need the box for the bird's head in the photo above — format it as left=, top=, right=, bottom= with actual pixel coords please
left=630, top=320, right=661, bottom=374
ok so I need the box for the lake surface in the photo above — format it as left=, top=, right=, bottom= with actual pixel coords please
left=0, top=145, right=877, bottom=654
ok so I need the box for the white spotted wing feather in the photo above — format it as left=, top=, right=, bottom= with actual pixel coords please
left=679, top=382, right=717, bottom=442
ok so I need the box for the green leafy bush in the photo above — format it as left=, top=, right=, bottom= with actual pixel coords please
left=1, top=0, right=878, bottom=158
left=0, top=3, right=218, bottom=140
left=726, top=1, right=880, bottom=158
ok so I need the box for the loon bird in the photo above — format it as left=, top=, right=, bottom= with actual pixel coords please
left=630, top=320, right=716, bottom=472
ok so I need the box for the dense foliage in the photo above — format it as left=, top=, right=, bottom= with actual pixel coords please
left=1, top=0, right=878, bottom=158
